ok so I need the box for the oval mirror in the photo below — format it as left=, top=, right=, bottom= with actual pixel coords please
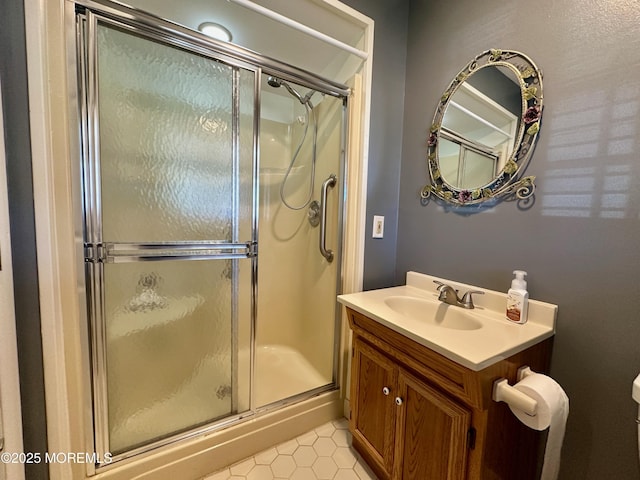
left=421, top=49, right=543, bottom=206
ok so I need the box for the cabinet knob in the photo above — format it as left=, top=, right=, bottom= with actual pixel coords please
left=395, top=397, right=403, bottom=406
left=382, top=387, right=390, bottom=396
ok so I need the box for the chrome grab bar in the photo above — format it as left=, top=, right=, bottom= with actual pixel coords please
left=319, top=174, right=337, bottom=262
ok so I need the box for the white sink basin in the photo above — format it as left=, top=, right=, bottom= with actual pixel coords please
left=384, top=296, right=482, bottom=331
left=338, top=271, right=557, bottom=371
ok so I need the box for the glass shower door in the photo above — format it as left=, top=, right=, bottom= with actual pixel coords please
left=80, top=13, right=256, bottom=459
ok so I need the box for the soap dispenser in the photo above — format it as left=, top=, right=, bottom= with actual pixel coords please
left=506, top=270, right=529, bottom=324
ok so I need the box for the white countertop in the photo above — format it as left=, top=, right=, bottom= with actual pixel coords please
left=338, top=272, right=557, bottom=371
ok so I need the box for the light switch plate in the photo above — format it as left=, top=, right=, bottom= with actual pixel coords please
left=372, top=215, right=384, bottom=238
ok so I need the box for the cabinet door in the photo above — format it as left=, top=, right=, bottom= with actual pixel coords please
left=394, top=369, right=471, bottom=480
left=351, top=337, right=398, bottom=478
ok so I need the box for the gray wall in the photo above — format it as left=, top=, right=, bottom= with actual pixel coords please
left=341, top=0, right=409, bottom=290
left=397, top=0, right=640, bottom=478
left=467, top=66, right=521, bottom=117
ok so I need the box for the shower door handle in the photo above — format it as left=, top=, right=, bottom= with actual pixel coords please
left=319, top=174, right=337, bottom=263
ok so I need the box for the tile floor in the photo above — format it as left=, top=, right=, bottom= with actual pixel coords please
left=203, top=418, right=379, bottom=480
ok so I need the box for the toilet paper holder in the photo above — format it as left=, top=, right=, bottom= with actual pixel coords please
left=493, top=366, right=538, bottom=416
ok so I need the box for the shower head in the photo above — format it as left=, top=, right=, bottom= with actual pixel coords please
left=267, top=76, right=283, bottom=88
left=267, top=76, right=314, bottom=108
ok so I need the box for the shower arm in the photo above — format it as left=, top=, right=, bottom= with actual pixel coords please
left=319, top=174, right=337, bottom=263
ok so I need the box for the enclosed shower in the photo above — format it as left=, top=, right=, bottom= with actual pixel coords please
left=76, top=2, right=347, bottom=466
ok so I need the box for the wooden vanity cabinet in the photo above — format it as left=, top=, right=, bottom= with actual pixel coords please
left=347, top=308, right=552, bottom=480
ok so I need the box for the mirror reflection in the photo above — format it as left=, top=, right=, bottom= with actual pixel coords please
left=439, top=65, right=521, bottom=190
left=422, top=49, right=543, bottom=206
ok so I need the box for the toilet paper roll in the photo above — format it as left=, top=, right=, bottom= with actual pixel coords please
left=509, top=373, right=569, bottom=480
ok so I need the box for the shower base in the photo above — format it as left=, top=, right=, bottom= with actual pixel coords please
left=254, top=344, right=330, bottom=407
left=97, top=341, right=339, bottom=480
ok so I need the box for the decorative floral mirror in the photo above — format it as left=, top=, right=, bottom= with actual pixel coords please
left=421, top=49, right=543, bottom=206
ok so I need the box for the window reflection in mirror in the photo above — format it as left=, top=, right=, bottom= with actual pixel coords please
left=439, top=65, right=521, bottom=190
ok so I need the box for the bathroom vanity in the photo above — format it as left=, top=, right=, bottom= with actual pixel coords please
left=339, top=272, right=557, bottom=480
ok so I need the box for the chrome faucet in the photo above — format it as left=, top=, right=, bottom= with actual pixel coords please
left=433, top=281, right=484, bottom=309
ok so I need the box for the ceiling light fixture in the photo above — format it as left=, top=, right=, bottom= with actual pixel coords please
left=198, top=22, right=233, bottom=42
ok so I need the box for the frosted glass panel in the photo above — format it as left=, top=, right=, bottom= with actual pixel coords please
left=97, top=23, right=247, bottom=243
left=85, top=20, right=258, bottom=457
left=104, top=259, right=249, bottom=453
left=460, top=150, right=496, bottom=189
left=439, top=138, right=461, bottom=186
left=238, top=69, right=255, bottom=244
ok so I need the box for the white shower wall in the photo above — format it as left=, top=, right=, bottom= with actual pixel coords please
left=256, top=93, right=343, bottom=405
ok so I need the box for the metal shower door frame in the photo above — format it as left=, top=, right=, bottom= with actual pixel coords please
left=73, top=0, right=351, bottom=471
left=76, top=8, right=261, bottom=466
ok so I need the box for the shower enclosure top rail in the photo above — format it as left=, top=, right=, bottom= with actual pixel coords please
left=74, top=0, right=352, bottom=98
